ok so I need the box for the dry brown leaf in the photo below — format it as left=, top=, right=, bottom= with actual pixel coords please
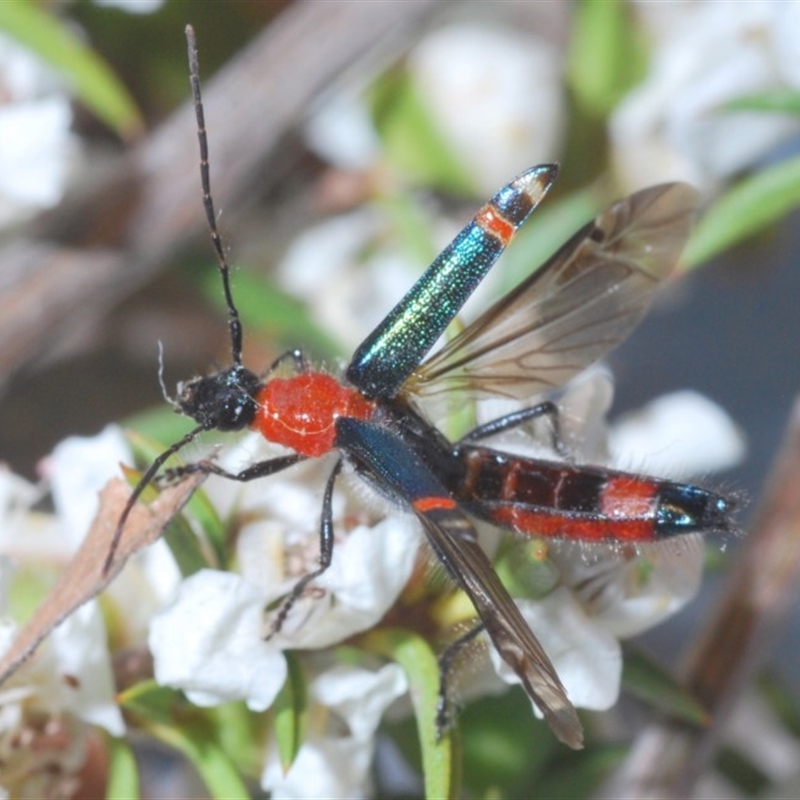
left=0, top=474, right=204, bottom=684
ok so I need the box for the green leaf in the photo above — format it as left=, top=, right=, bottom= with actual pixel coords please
left=533, top=744, right=627, bottom=800
left=361, top=628, right=456, bottom=800
left=161, top=500, right=217, bottom=577
left=273, top=652, right=309, bottom=773
left=124, top=405, right=198, bottom=455
left=200, top=267, right=344, bottom=361
left=210, top=701, right=267, bottom=779
left=0, top=2, right=142, bottom=138
left=759, top=673, right=800, bottom=737
left=716, top=745, right=770, bottom=796
left=683, top=155, right=800, bottom=268
left=152, top=717, right=252, bottom=800
left=494, top=540, right=559, bottom=600
left=379, top=191, right=438, bottom=268
left=118, top=680, right=184, bottom=725
left=459, top=686, right=558, bottom=797
left=105, top=735, right=140, bottom=800
left=567, top=0, right=647, bottom=118
left=723, top=90, right=800, bottom=117
left=120, top=681, right=252, bottom=800
left=7, top=560, right=60, bottom=625
left=622, top=646, right=709, bottom=725
left=370, top=67, right=474, bottom=194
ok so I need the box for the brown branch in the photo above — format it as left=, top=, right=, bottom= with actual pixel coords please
left=0, top=475, right=204, bottom=686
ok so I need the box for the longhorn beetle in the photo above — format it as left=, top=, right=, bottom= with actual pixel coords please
left=110, top=26, right=734, bottom=749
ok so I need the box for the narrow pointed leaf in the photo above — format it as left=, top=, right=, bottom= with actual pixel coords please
left=121, top=681, right=251, bottom=800
left=684, top=154, right=800, bottom=268
left=273, top=652, right=309, bottom=773
left=723, top=90, right=800, bottom=116
left=622, top=646, right=710, bottom=725
left=0, top=1, right=142, bottom=138
left=105, top=735, right=140, bottom=800
left=362, top=628, right=455, bottom=800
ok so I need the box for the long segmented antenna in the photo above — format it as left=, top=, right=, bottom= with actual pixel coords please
left=104, top=28, right=239, bottom=575
left=186, top=24, right=243, bottom=365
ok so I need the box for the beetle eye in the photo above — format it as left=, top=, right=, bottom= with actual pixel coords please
left=177, top=367, right=260, bottom=431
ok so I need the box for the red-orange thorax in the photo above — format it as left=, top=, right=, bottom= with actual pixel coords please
left=252, top=373, right=376, bottom=458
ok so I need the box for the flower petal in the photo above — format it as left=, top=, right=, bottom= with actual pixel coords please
left=311, top=662, right=408, bottom=742
left=49, top=603, right=125, bottom=735
left=490, top=587, right=622, bottom=712
left=261, top=662, right=407, bottom=799
left=610, top=390, right=745, bottom=478
left=555, top=540, right=705, bottom=639
left=273, top=516, right=420, bottom=649
left=149, top=569, right=287, bottom=711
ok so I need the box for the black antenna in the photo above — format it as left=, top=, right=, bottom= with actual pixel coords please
left=186, top=24, right=243, bottom=366
left=104, top=28, right=238, bottom=575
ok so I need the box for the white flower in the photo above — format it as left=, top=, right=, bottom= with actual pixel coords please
left=0, top=427, right=132, bottom=566
left=611, top=1, right=800, bottom=192
left=4, top=423, right=183, bottom=631
left=408, top=24, right=565, bottom=194
left=0, top=442, right=127, bottom=738
left=609, top=389, right=746, bottom=479
left=149, top=435, right=420, bottom=704
left=0, top=33, right=79, bottom=227
left=277, top=209, right=418, bottom=352
left=555, top=537, right=706, bottom=641
left=0, top=421, right=190, bottom=798
left=261, top=661, right=408, bottom=799
left=149, top=569, right=288, bottom=710
left=304, top=92, right=381, bottom=172
left=46, top=425, right=133, bottom=550
left=32, top=602, right=124, bottom=736
left=43, top=425, right=182, bottom=639
left=490, top=587, right=622, bottom=713
left=93, top=0, right=165, bottom=13
left=0, top=463, right=55, bottom=563
left=147, top=429, right=419, bottom=794
left=0, top=557, right=123, bottom=798
left=0, top=429, right=144, bottom=772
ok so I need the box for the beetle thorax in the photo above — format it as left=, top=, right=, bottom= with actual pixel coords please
left=253, top=372, right=375, bottom=458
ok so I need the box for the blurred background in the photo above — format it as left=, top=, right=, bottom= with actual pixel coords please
left=1, top=1, right=799, bottom=797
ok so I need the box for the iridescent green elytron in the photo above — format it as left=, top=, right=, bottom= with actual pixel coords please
left=346, top=164, right=558, bottom=398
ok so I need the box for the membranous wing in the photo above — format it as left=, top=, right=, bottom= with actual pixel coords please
left=414, top=506, right=583, bottom=749
left=404, top=183, right=698, bottom=404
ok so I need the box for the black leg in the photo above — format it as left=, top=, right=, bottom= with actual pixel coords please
left=458, top=400, right=567, bottom=457
left=267, top=458, right=344, bottom=637
left=262, top=348, right=309, bottom=379
left=435, top=623, right=485, bottom=735
left=157, top=452, right=306, bottom=487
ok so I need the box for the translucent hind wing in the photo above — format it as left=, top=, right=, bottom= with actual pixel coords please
left=406, top=183, right=698, bottom=404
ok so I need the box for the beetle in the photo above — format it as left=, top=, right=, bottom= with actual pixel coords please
left=109, top=26, right=734, bottom=749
